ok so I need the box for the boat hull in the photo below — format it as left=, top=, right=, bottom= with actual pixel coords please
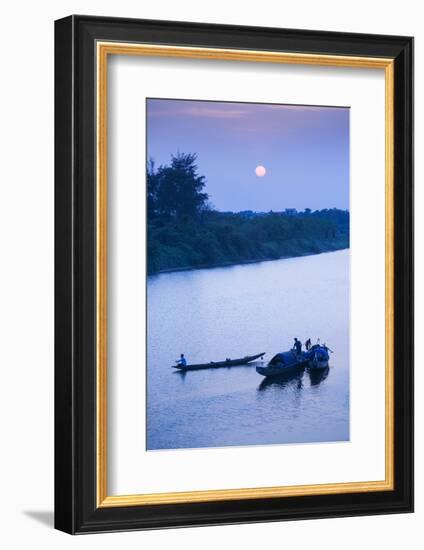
left=306, top=345, right=330, bottom=370
left=256, top=349, right=308, bottom=378
left=309, top=360, right=329, bottom=370
left=173, top=352, right=265, bottom=371
left=256, top=361, right=307, bottom=378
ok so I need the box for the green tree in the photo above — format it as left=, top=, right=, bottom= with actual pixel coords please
left=153, top=153, right=209, bottom=219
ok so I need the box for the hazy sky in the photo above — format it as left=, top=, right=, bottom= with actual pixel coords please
left=146, top=98, right=349, bottom=212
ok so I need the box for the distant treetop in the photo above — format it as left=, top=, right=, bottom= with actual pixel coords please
left=147, top=153, right=209, bottom=220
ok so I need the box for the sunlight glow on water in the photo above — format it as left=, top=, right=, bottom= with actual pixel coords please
left=147, top=250, right=350, bottom=450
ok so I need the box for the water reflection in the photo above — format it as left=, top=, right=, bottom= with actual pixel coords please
left=257, top=370, right=304, bottom=392
left=257, top=366, right=330, bottom=394
left=147, top=250, right=349, bottom=449
left=309, top=366, right=330, bottom=386
left=173, top=369, right=188, bottom=382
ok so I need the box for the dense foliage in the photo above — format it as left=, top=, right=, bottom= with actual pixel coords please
left=147, top=154, right=349, bottom=274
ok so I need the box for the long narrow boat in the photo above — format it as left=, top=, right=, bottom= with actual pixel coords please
left=173, top=352, right=265, bottom=371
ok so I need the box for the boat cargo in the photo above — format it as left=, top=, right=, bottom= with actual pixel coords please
left=256, top=350, right=308, bottom=378
left=307, top=345, right=330, bottom=369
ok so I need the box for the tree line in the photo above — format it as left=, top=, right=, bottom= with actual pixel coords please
left=147, top=153, right=349, bottom=274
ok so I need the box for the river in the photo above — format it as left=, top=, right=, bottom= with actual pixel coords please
left=147, top=249, right=350, bottom=450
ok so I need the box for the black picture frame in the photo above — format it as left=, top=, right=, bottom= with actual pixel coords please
left=55, top=14, right=413, bottom=534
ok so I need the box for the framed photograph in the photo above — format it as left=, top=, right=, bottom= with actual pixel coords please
left=54, top=15, right=413, bottom=533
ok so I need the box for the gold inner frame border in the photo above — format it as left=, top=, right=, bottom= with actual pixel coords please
left=96, top=42, right=394, bottom=508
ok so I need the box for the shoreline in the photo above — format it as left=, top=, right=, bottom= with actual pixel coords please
left=149, top=245, right=349, bottom=276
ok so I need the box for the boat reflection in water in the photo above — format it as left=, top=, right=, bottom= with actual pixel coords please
left=309, top=366, right=330, bottom=386
left=258, top=370, right=304, bottom=392
left=258, top=366, right=331, bottom=392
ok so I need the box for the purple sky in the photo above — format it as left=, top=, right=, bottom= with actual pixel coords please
left=146, top=98, right=349, bottom=212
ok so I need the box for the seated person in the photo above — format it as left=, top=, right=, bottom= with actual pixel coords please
left=176, top=353, right=187, bottom=366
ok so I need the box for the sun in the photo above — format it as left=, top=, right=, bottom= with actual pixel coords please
left=255, top=165, right=266, bottom=177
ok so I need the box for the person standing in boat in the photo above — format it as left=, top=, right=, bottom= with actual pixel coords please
left=176, top=353, right=187, bottom=367
left=293, top=338, right=302, bottom=357
left=305, top=338, right=312, bottom=351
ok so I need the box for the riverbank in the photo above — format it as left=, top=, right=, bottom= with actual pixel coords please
left=148, top=209, right=349, bottom=274
left=151, top=240, right=349, bottom=275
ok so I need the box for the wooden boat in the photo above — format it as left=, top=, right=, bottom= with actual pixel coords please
left=310, top=359, right=329, bottom=369
left=256, top=350, right=308, bottom=378
left=308, top=345, right=330, bottom=370
left=173, top=352, right=265, bottom=371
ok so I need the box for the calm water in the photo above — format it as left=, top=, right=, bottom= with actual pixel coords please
left=147, top=249, right=350, bottom=450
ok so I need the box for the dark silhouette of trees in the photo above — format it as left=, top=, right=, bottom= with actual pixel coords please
left=147, top=153, right=349, bottom=274
left=147, top=153, right=209, bottom=219
left=147, top=158, right=159, bottom=219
